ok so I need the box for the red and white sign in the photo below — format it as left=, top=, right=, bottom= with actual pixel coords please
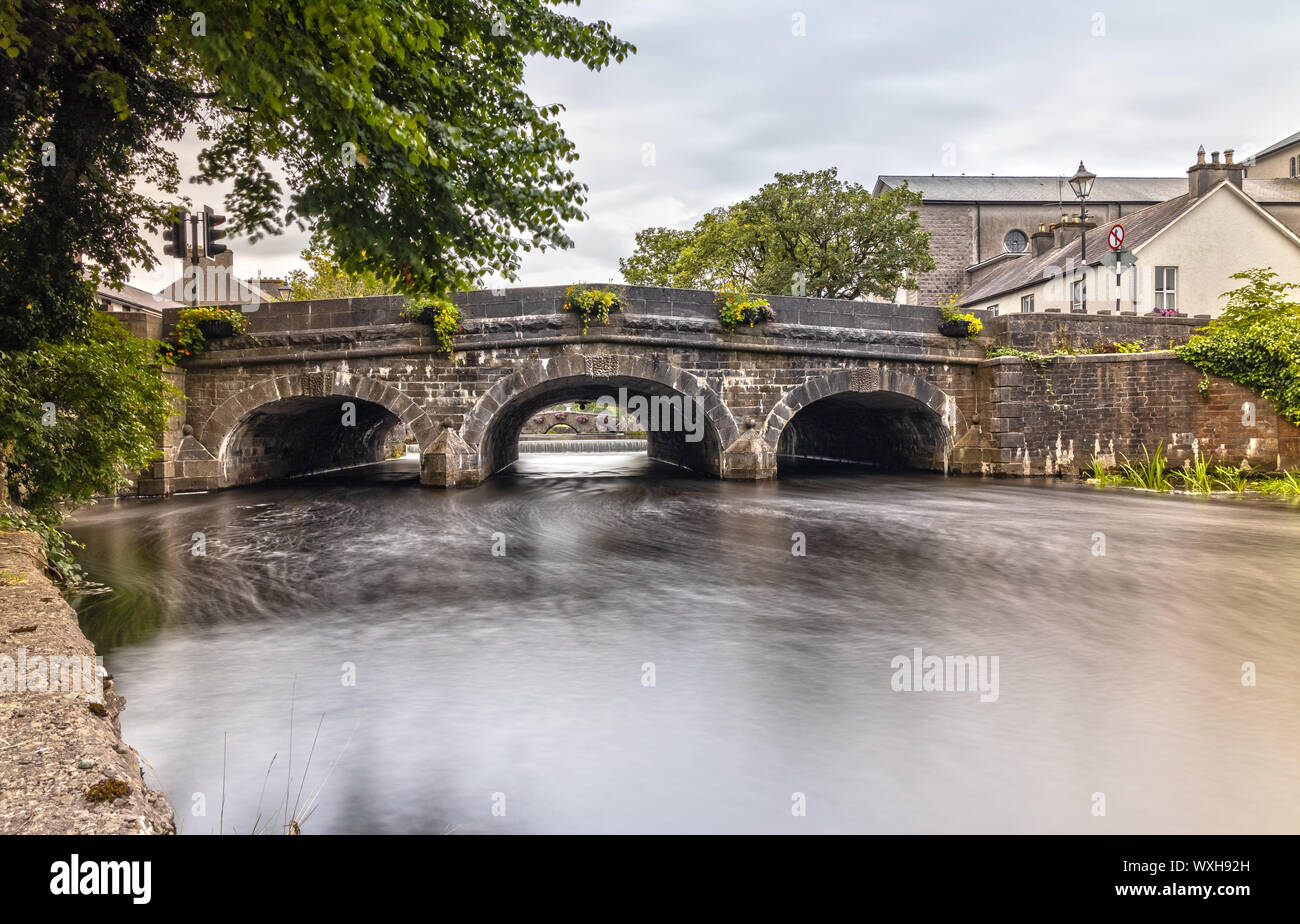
left=1108, top=224, right=1125, bottom=250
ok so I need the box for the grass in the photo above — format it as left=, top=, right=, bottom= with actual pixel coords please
left=1257, top=471, right=1300, bottom=495
left=1118, top=442, right=1170, bottom=491
left=1087, top=443, right=1300, bottom=497
left=212, top=684, right=357, bottom=836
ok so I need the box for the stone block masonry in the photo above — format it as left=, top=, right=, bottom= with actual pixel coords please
left=984, top=353, right=1292, bottom=475
left=0, top=531, right=175, bottom=834
left=138, top=285, right=1298, bottom=491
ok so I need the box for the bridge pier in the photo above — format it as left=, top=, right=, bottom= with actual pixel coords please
left=420, top=424, right=482, bottom=488
left=720, top=423, right=777, bottom=480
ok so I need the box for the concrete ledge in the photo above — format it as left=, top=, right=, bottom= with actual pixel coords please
left=0, top=530, right=175, bottom=834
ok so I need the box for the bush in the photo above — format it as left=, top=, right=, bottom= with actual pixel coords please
left=1177, top=269, right=1300, bottom=425
left=0, top=313, right=178, bottom=582
left=400, top=295, right=461, bottom=356
left=1092, top=339, right=1147, bottom=354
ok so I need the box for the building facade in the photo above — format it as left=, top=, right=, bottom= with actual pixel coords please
left=875, top=130, right=1300, bottom=308
left=960, top=150, right=1300, bottom=318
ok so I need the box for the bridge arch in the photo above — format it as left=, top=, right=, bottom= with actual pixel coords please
left=460, top=353, right=739, bottom=480
left=762, top=368, right=967, bottom=472
left=196, top=372, right=436, bottom=488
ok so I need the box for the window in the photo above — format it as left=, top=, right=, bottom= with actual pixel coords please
left=1004, top=229, right=1028, bottom=253
left=1021, top=294, right=1035, bottom=313
left=1071, top=278, right=1086, bottom=313
left=1292, top=156, right=1297, bottom=177
left=988, top=304, right=999, bottom=315
left=1155, top=266, right=1177, bottom=311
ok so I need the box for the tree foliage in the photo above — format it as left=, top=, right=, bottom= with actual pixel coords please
left=619, top=169, right=934, bottom=300
left=0, top=1, right=633, bottom=350
left=1177, top=268, right=1300, bottom=425
left=285, top=229, right=397, bottom=300
left=0, top=312, right=177, bottom=518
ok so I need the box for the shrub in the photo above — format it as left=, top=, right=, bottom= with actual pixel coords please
left=715, top=282, right=774, bottom=331
left=1092, top=339, right=1147, bottom=354
left=400, top=295, right=461, bottom=356
left=1177, top=269, right=1300, bottom=425
left=563, top=284, right=625, bottom=335
left=0, top=313, right=178, bottom=584
left=172, top=306, right=252, bottom=357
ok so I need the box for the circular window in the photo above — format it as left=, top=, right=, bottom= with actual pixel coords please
left=1004, top=229, right=1029, bottom=253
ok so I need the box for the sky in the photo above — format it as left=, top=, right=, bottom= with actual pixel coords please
left=129, top=0, right=1300, bottom=293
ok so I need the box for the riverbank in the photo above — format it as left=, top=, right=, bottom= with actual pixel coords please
left=0, top=530, right=175, bottom=834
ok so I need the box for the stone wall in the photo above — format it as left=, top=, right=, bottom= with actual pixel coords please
left=0, top=531, right=175, bottom=834
left=986, top=313, right=1203, bottom=352
left=981, top=353, right=1296, bottom=475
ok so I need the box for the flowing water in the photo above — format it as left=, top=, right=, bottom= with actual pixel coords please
left=66, top=453, right=1300, bottom=834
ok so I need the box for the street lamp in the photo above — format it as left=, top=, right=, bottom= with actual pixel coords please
left=1068, top=161, right=1096, bottom=312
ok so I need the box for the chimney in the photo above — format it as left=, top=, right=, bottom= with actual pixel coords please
left=1031, top=222, right=1055, bottom=257
left=1188, top=144, right=1245, bottom=197
left=1051, top=213, right=1096, bottom=250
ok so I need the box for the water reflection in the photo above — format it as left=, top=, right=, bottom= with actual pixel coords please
left=66, top=454, right=1300, bottom=833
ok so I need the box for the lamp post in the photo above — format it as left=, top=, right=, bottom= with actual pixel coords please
left=1068, top=161, right=1096, bottom=312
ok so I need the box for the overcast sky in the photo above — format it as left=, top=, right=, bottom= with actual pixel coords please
left=130, top=0, right=1300, bottom=293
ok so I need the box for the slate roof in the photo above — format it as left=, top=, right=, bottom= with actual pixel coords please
left=875, top=174, right=1300, bottom=204
left=1244, top=178, right=1300, bottom=202
left=960, top=194, right=1199, bottom=305
left=98, top=282, right=183, bottom=312
left=1253, top=130, right=1300, bottom=160
left=874, top=175, right=1189, bottom=203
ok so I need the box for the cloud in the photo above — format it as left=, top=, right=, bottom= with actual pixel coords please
left=131, top=0, right=1300, bottom=291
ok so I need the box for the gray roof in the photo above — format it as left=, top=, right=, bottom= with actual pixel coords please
left=961, top=193, right=1200, bottom=305
left=98, top=282, right=183, bottom=312
left=876, top=173, right=1300, bottom=206
left=875, top=175, right=1189, bottom=203
left=1243, top=178, right=1300, bottom=202
left=1253, top=131, right=1300, bottom=160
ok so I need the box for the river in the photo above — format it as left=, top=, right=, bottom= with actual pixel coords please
left=66, top=453, right=1300, bottom=834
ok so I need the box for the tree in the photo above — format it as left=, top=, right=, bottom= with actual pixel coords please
left=284, top=230, right=397, bottom=300
left=621, top=166, right=935, bottom=296
left=619, top=169, right=934, bottom=300
left=0, top=313, right=178, bottom=580
left=619, top=227, right=693, bottom=288
left=0, top=1, right=634, bottom=350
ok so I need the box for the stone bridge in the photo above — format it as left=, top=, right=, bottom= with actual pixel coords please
left=138, top=285, right=1299, bottom=493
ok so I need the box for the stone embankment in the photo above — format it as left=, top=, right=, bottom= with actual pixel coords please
left=0, top=530, right=175, bottom=834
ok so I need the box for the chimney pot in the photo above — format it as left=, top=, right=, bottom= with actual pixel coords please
left=1211, top=151, right=1220, bottom=164
left=1197, top=145, right=1206, bottom=165
left=1224, top=149, right=1234, bottom=165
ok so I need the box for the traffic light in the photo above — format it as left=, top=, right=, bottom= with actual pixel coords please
left=203, top=205, right=228, bottom=257
left=162, top=210, right=188, bottom=258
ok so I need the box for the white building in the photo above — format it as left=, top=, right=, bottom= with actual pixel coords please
left=960, top=149, right=1300, bottom=318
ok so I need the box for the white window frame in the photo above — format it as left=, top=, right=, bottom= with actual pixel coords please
left=1071, top=278, right=1086, bottom=313
left=1021, top=294, right=1035, bottom=313
left=1155, top=266, right=1177, bottom=311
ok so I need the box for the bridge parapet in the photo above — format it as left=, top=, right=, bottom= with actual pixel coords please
left=162, top=285, right=990, bottom=340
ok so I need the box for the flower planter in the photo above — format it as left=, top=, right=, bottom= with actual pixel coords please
left=196, top=319, right=236, bottom=339
left=938, top=319, right=973, bottom=338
